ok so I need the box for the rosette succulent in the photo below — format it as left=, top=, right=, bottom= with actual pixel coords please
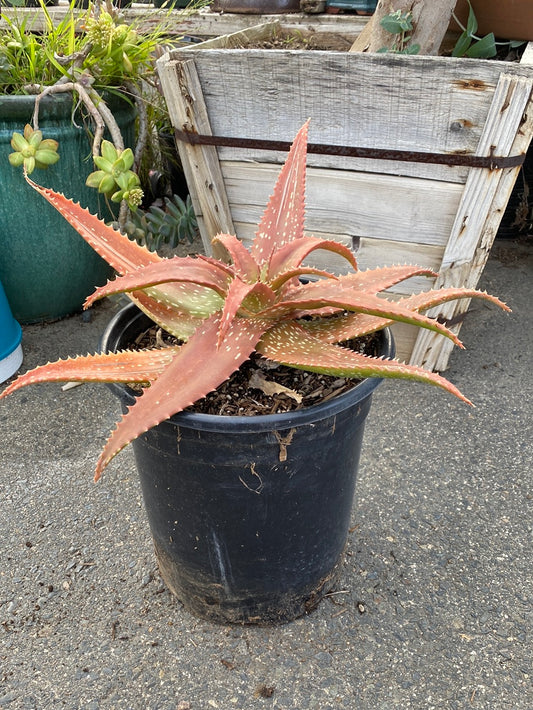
left=8, top=124, right=59, bottom=175
left=86, top=140, right=143, bottom=210
left=0, top=123, right=509, bottom=480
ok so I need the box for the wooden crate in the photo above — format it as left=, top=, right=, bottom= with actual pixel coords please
left=157, top=22, right=533, bottom=370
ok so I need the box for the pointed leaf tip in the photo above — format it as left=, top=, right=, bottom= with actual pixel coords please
left=252, top=121, right=310, bottom=267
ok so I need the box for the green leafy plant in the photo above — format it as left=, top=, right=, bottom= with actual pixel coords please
left=378, top=11, right=421, bottom=55
left=1, top=0, right=189, bottom=218
left=452, top=0, right=497, bottom=59
left=0, top=122, right=509, bottom=480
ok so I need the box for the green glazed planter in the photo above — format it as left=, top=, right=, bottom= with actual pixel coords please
left=0, top=93, right=135, bottom=324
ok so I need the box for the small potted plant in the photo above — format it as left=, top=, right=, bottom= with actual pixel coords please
left=0, top=1, right=179, bottom=322
left=0, top=123, right=509, bottom=625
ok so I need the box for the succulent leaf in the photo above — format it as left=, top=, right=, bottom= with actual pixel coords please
left=217, top=278, right=275, bottom=347
left=24, top=177, right=209, bottom=335
left=0, top=348, right=178, bottom=400
left=10, top=131, right=27, bottom=152
left=93, top=155, right=113, bottom=172
left=302, top=287, right=511, bottom=343
left=84, top=257, right=232, bottom=308
left=252, top=121, right=309, bottom=268
left=101, top=140, right=118, bottom=163
left=34, top=149, right=60, bottom=167
left=8, top=151, right=25, bottom=168
left=211, top=233, right=261, bottom=282
left=262, top=282, right=464, bottom=347
left=24, top=176, right=161, bottom=273
left=257, top=322, right=472, bottom=404
left=267, top=237, right=358, bottom=284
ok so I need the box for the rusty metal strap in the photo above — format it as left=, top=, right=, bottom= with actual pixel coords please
left=173, top=128, right=525, bottom=170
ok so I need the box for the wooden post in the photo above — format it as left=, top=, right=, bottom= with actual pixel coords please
left=156, top=55, right=236, bottom=255
left=350, top=0, right=457, bottom=55
left=409, top=73, right=533, bottom=371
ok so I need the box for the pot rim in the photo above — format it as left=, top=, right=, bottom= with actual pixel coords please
left=100, top=301, right=394, bottom=433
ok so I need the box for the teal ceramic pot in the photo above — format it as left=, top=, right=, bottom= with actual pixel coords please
left=326, top=0, right=377, bottom=11
left=0, top=278, right=22, bottom=384
left=0, top=92, right=135, bottom=324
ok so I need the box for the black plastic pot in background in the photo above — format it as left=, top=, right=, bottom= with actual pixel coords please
left=154, top=0, right=191, bottom=7
left=210, top=0, right=301, bottom=13
left=101, top=303, right=393, bottom=625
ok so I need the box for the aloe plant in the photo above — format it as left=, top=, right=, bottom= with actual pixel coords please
left=0, top=122, right=509, bottom=480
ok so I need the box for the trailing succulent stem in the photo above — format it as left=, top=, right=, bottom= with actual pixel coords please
left=0, top=122, right=510, bottom=481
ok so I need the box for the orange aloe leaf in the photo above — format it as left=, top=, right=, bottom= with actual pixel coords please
left=252, top=121, right=309, bottom=268
left=84, top=257, right=232, bottom=308
left=25, top=176, right=162, bottom=273
left=128, top=292, right=206, bottom=341
left=0, top=348, right=179, bottom=399
left=25, top=176, right=210, bottom=335
left=210, top=234, right=260, bottom=282
left=256, top=322, right=472, bottom=404
left=217, top=279, right=275, bottom=347
left=301, top=287, right=511, bottom=343
left=268, top=237, right=358, bottom=283
left=263, top=284, right=464, bottom=347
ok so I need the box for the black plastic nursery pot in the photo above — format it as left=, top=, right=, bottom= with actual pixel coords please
left=101, top=303, right=394, bottom=625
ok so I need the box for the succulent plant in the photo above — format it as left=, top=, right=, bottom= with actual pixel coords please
left=85, top=140, right=143, bottom=211
left=8, top=124, right=59, bottom=175
left=144, top=194, right=199, bottom=249
left=0, top=122, right=509, bottom=481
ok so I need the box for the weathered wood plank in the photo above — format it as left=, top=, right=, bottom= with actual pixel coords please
left=410, top=73, right=533, bottom=370
left=156, top=57, right=235, bottom=253
left=172, top=48, right=533, bottom=183
left=222, top=160, right=462, bottom=247
left=0, top=8, right=368, bottom=39
left=521, top=42, right=533, bottom=66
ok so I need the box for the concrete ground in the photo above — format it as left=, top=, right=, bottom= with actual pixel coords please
left=0, top=239, right=531, bottom=709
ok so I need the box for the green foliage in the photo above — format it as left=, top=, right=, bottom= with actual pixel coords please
left=378, top=11, right=421, bottom=55
left=0, top=1, right=173, bottom=93
left=1, top=0, right=192, bottom=223
left=122, top=194, right=199, bottom=252
left=452, top=1, right=497, bottom=59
